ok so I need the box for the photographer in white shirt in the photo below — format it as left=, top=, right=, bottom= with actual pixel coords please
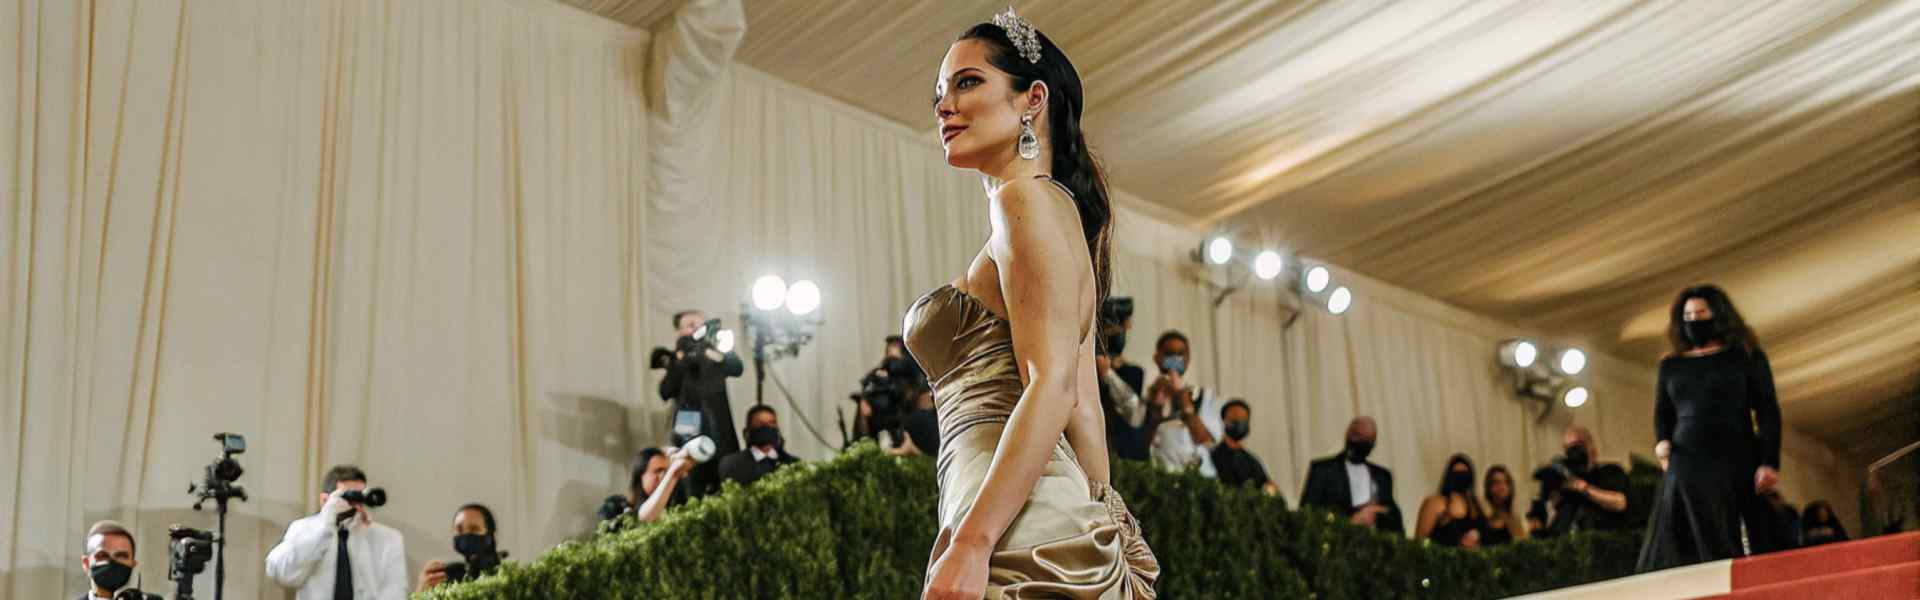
left=265, top=465, right=408, bottom=600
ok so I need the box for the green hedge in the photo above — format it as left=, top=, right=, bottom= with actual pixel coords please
left=423, top=443, right=1642, bottom=599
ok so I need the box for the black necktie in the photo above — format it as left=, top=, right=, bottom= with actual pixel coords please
left=334, top=527, right=354, bottom=600
left=757, top=457, right=777, bottom=476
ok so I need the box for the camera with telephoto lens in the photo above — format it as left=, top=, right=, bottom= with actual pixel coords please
left=850, top=358, right=916, bottom=413
left=442, top=549, right=508, bottom=583
left=1526, top=453, right=1587, bottom=533
left=332, top=487, right=388, bottom=526
left=111, top=588, right=161, bottom=600
left=649, top=318, right=726, bottom=370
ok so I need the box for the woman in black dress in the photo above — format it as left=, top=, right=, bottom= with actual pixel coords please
left=1637, top=285, right=1783, bottom=572
left=1416, top=454, right=1490, bottom=549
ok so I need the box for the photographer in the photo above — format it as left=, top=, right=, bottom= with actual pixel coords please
left=1095, top=296, right=1150, bottom=462
left=851, top=335, right=924, bottom=447
left=887, top=383, right=940, bottom=458
left=657, top=310, right=745, bottom=497
left=265, top=465, right=408, bottom=600
left=76, top=520, right=159, bottom=600
left=1145, top=330, right=1224, bottom=476
left=1528, top=425, right=1629, bottom=537
left=416, top=503, right=506, bottom=593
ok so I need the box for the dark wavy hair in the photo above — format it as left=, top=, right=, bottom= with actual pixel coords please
left=958, top=22, right=1114, bottom=325
left=1667, top=284, right=1762, bottom=356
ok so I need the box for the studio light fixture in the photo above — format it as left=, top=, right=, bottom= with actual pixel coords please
left=1253, top=251, right=1284, bottom=280
left=1327, top=286, right=1353, bottom=315
left=1206, top=237, right=1234, bottom=265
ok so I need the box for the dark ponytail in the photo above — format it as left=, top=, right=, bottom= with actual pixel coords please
left=961, top=23, right=1114, bottom=311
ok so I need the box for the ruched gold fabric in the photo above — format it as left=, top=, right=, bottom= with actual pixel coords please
left=904, top=284, right=1159, bottom=599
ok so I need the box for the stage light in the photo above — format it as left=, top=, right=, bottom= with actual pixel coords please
left=715, top=329, right=736, bottom=353
left=1305, top=265, right=1331, bottom=293
left=1328, top=286, right=1353, bottom=315
left=1562, top=386, right=1590, bottom=408
left=1206, top=237, right=1234, bottom=265
left=1253, top=251, right=1284, bottom=280
left=786, top=280, right=821, bottom=316
left=752, top=275, right=787, bottom=311
left=1555, top=348, right=1588, bottom=376
left=1498, top=340, right=1539, bottom=369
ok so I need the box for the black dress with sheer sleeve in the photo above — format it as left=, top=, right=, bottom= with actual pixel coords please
left=1636, top=349, right=1783, bottom=572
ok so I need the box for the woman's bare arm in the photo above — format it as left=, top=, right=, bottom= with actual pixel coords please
left=951, top=179, right=1096, bottom=549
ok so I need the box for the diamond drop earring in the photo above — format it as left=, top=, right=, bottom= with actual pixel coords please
left=1018, top=114, right=1040, bottom=160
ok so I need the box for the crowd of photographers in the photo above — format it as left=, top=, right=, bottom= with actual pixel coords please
left=71, top=303, right=1852, bottom=598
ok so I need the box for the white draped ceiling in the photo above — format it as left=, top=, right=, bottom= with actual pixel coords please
left=567, top=0, right=1920, bottom=461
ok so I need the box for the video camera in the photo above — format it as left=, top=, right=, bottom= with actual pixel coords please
left=190, top=433, right=247, bottom=509
left=168, top=525, right=215, bottom=599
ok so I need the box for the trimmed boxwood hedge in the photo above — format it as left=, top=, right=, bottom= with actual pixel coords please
left=422, top=442, right=1643, bottom=599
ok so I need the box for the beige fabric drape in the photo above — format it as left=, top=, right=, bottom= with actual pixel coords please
left=3, top=2, right=1865, bottom=598
left=2, top=1, right=649, bottom=597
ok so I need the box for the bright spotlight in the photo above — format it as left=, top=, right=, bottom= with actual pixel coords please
left=1327, top=286, right=1353, bottom=315
left=715, top=329, right=736, bottom=353
left=1305, top=265, right=1331, bottom=293
left=752, top=275, right=788, bottom=311
left=786, top=280, right=822, bottom=316
left=1555, top=348, right=1588, bottom=376
left=1498, top=340, right=1538, bottom=369
left=1562, top=386, right=1590, bottom=408
left=1206, top=237, right=1234, bottom=265
left=1253, top=251, right=1284, bottom=280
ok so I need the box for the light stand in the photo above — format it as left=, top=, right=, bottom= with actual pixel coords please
left=739, top=301, right=835, bottom=449
left=188, top=433, right=248, bottom=600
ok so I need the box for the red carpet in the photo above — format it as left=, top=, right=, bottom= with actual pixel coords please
left=1699, top=531, right=1920, bottom=600
left=1512, top=532, right=1920, bottom=599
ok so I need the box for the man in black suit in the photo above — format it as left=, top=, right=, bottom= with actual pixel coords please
left=77, top=520, right=160, bottom=600
left=1300, top=416, right=1404, bottom=535
left=718, top=405, right=800, bottom=488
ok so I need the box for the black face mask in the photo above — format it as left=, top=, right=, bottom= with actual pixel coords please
left=747, top=425, right=781, bottom=448
left=1564, top=444, right=1591, bottom=472
left=1225, top=420, right=1250, bottom=441
left=1103, top=332, right=1128, bottom=357
left=1682, top=319, right=1719, bottom=348
left=1345, top=439, right=1374, bottom=464
left=1443, top=470, right=1474, bottom=494
left=90, top=558, right=133, bottom=592
left=454, top=533, right=494, bottom=558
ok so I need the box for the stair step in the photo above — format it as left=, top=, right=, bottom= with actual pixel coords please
left=1731, top=531, right=1920, bottom=589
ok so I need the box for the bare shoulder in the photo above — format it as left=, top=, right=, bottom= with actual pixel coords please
left=987, top=178, right=1081, bottom=239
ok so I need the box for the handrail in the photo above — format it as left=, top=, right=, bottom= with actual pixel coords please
left=1868, top=439, right=1920, bottom=474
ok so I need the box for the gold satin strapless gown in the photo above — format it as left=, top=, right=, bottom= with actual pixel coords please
left=903, top=284, right=1159, bottom=599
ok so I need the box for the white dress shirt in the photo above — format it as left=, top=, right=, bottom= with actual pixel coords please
left=1345, top=461, right=1374, bottom=507
left=265, top=512, right=409, bottom=600
left=1150, top=386, right=1224, bottom=478
left=751, top=446, right=779, bottom=462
